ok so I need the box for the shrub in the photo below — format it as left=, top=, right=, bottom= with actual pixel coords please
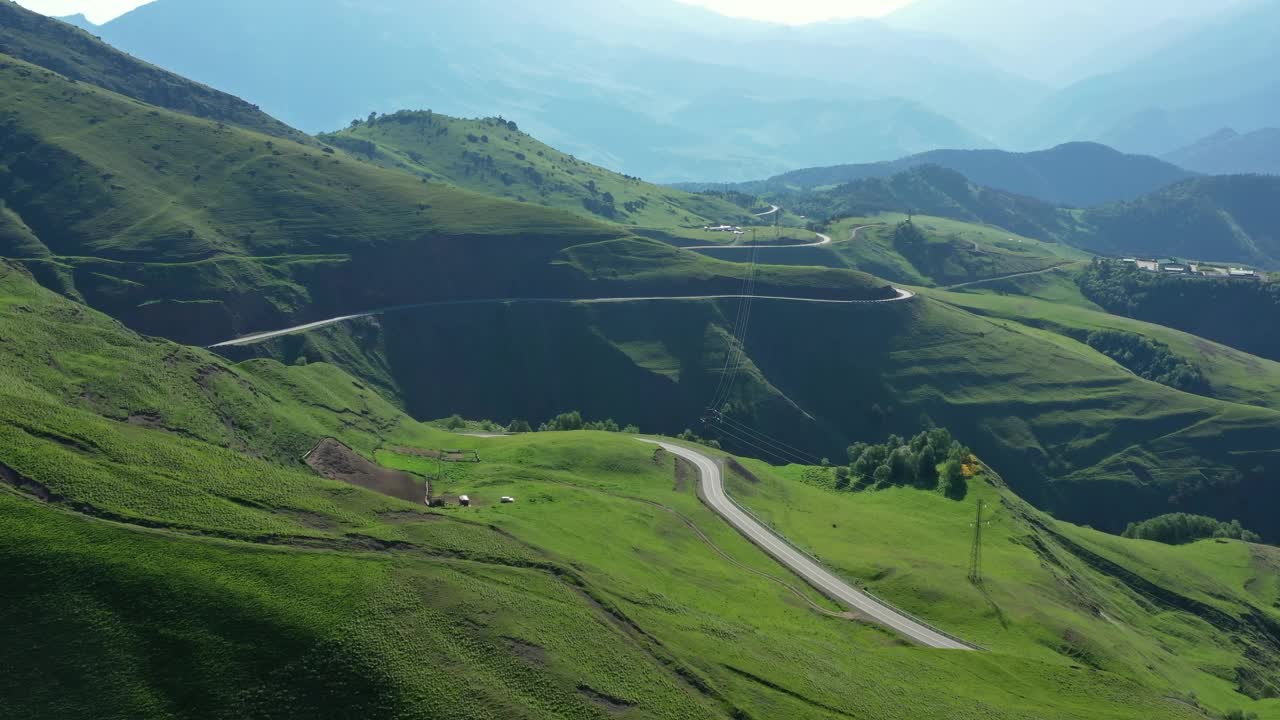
left=1085, top=329, right=1207, bottom=393
left=845, top=428, right=971, bottom=499
left=1122, top=513, right=1262, bottom=545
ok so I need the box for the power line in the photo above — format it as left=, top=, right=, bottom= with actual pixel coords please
left=709, top=236, right=761, bottom=410
left=710, top=411, right=822, bottom=466
left=708, top=234, right=758, bottom=406
left=704, top=418, right=805, bottom=467
left=707, top=419, right=810, bottom=467
left=711, top=238, right=757, bottom=407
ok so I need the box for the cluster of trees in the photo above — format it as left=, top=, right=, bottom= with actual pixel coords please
left=1077, top=259, right=1280, bottom=362
left=459, top=150, right=499, bottom=176
left=324, top=135, right=377, bottom=157
left=1122, top=513, right=1261, bottom=545
left=622, top=198, right=648, bottom=214
left=1084, top=329, right=1208, bottom=393
left=581, top=193, right=617, bottom=219
left=534, top=411, right=639, bottom=434
left=841, top=428, right=971, bottom=500
left=440, top=412, right=640, bottom=435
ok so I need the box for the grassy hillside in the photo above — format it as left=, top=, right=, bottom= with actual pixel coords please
left=228, top=285, right=1280, bottom=542
left=0, top=52, right=892, bottom=347
left=1075, top=260, right=1280, bottom=362
left=827, top=214, right=1086, bottom=287
left=767, top=165, right=1279, bottom=269
left=930, top=275, right=1280, bottom=410
left=1072, top=175, right=1280, bottom=267
left=0, top=1, right=302, bottom=141
left=781, top=165, right=1080, bottom=243
left=686, top=213, right=1085, bottom=288
left=322, top=110, right=756, bottom=229
left=730, top=461, right=1280, bottom=719
left=2, top=261, right=1274, bottom=719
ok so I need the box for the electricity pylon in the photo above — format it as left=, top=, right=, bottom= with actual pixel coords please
left=968, top=499, right=987, bottom=586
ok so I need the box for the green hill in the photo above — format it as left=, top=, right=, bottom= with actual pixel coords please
left=830, top=214, right=1085, bottom=287
left=0, top=50, right=888, bottom=348
left=1072, top=259, right=1280, bottom=363
left=1072, top=175, right=1280, bottom=267
left=2, top=259, right=1276, bottom=719
left=322, top=110, right=756, bottom=230
left=782, top=167, right=1280, bottom=268
left=226, top=280, right=1280, bottom=543
left=931, top=269, right=1280, bottom=411
left=781, top=165, right=1077, bottom=243
left=689, top=213, right=1086, bottom=289
left=0, top=1, right=302, bottom=141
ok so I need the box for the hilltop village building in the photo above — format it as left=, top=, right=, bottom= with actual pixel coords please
left=1121, top=258, right=1259, bottom=280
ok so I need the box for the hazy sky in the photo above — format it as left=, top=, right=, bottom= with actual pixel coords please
left=17, top=0, right=910, bottom=25
left=677, top=0, right=911, bottom=23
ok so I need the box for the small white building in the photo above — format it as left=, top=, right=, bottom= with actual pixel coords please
left=459, top=495, right=471, bottom=507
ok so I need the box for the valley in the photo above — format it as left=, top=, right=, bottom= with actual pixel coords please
left=1, top=2, right=1278, bottom=719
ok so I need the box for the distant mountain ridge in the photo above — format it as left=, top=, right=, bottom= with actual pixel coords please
left=1164, top=128, right=1280, bottom=176
left=0, top=2, right=302, bottom=142
left=781, top=166, right=1280, bottom=268
left=80, top=0, right=1031, bottom=182
left=884, top=0, right=1249, bottom=85
left=681, top=143, right=1196, bottom=208
left=1017, top=0, right=1280, bottom=156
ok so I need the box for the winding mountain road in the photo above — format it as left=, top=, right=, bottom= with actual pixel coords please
left=209, top=290, right=914, bottom=348
left=642, top=439, right=975, bottom=650
left=685, top=231, right=832, bottom=251
left=210, top=208, right=915, bottom=350
left=688, top=221, right=882, bottom=252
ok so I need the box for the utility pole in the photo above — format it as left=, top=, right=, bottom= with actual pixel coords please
left=968, top=498, right=986, bottom=586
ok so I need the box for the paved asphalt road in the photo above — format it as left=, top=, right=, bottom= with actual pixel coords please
left=209, top=290, right=914, bottom=348
left=642, top=439, right=975, bottom=650
left=685, top=231, right=831, bottom=251
left=687, top=221, right=883, bottom=251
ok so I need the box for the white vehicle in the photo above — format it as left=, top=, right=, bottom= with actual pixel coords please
left=500, top=496, right=516, bottom=504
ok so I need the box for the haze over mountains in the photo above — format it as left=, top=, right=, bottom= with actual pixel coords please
left=28, top=0, right=1273, bottom=181
left=1165, top=128, right=1280, bottom=176
left=882, top=0, right=1251, bottom=84
left=4, top=4, right=1280, bottom=719
left=687, top=143, right=1198, bottom=207
left=1013, top=0, right=1280, bottom=156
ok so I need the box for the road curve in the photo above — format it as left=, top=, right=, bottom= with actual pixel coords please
left=641, top=439, right=975, bottom=650
left=688, top=221, right=882, bottom=252
left=753, top=204, right=781, bottom=217
left=210, top=290, right=915, bottom=348
left=685, top=231, right=831, bottom=251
